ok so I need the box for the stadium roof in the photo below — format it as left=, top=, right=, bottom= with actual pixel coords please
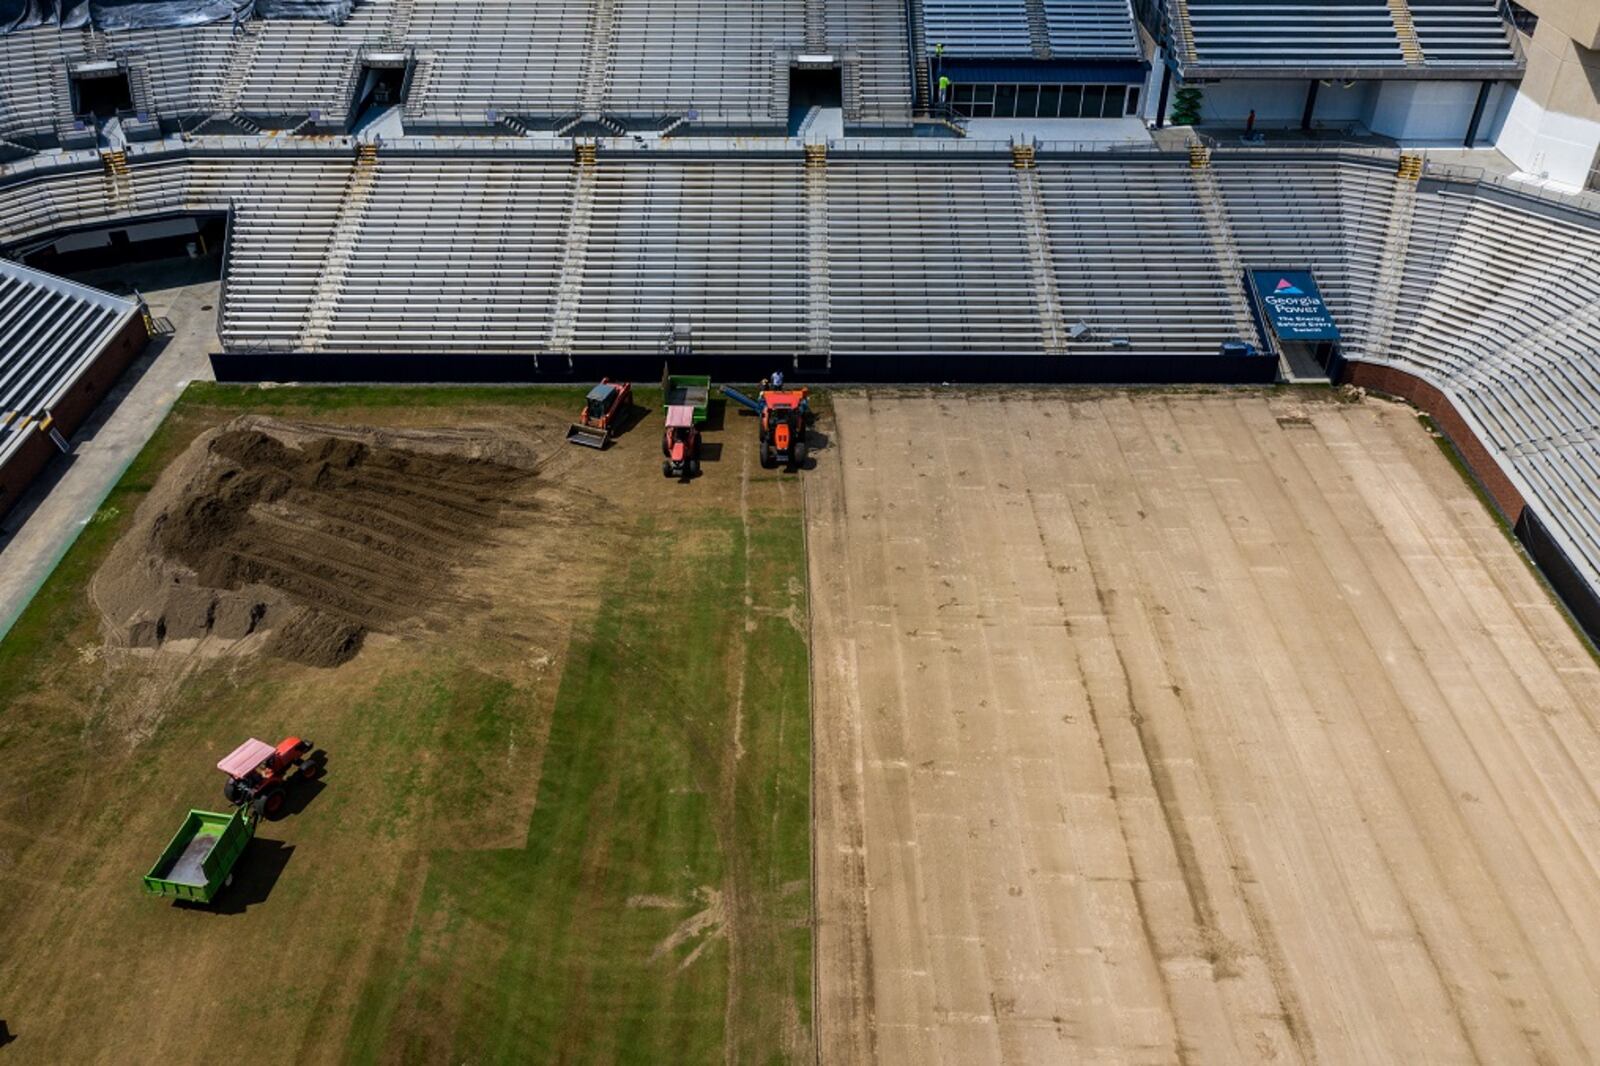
left=0, top=257, right=138, bottom=472
left=1159, top=0, right=1524, bottom=79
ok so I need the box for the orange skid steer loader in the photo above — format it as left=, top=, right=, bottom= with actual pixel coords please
left=567, top=380, right=633, bottom=449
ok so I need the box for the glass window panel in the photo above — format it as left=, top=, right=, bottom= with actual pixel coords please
left=1059, top=85, right=1082, bottom=118
left=1039, top=85, right=1060, bottom=118
left=1125, top=87, right=1140, bottom=115
left=1080, top=86, right=1104, bottom=117
left=994, top=84, right=1017, bottom=118
left=1016, top=85, right=1038, bottom=119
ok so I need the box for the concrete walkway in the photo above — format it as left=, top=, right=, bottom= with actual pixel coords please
left=0, top=257, right=218, bottom=641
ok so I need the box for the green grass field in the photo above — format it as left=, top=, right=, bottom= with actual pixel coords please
left=0, top=385, right=812, bottom=1064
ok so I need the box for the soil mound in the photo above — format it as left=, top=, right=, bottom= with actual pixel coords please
left=95, top=416, right=541, bottom=667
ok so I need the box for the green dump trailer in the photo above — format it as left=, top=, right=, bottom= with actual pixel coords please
left=662, top=370, right=711, bottom=424
left=143, top=807, right=255, bottom=904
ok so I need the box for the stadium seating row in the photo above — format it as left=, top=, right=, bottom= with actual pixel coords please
left=0, top=0, right=913, bottom=139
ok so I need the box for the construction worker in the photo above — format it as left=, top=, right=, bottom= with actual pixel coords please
left=938, top=75, right=951, bottom=108
left=771, top=369, right=785, bottom=389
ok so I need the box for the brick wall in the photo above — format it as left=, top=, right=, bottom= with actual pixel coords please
left=1341, top=361, right=1527, bottom=523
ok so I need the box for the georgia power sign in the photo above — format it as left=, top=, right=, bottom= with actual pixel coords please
left=1251, top=270, right=1342, bottom=342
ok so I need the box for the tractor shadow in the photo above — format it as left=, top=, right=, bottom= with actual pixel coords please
left=273, top=752, right=329, bottom=820
left=697, top=441, right=725, bottom=464
left=0, top=1019, right=14, bottom=1049
left=173, top=839, right=294, bottom=915
left=703, top=399, right=728, bottom=432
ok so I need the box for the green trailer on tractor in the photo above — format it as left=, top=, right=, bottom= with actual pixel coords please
left=143, top=736, right=319, bottom=905
left=661, top=367, right=711, bottom=425
left=142, top=807, right=255, bottom=904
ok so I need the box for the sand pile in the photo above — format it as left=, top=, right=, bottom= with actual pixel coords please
left=94, top=416, right=540, bottom=667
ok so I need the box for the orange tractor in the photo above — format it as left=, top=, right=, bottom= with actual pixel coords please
left=721, top=384, right=812, bottom=470
left=566, top=379, right=634, bottom=449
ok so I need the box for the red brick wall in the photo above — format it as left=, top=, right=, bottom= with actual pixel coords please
left=0, top=314, right=149, bottom=524
left=1342, top=361, right=1526, bottom=523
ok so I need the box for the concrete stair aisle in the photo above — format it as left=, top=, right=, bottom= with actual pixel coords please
left=577, top=0, right=618, bottom=117
left=907, top=0, right=929, bottom=113
left=383, top=0, right=419, bottom=47
left=546, top=143, right=599, bottom=357
left=100, top=148, right=132, bottom=208
left=1362, top=154, right=1424, bottom=362
left=125, top=58, right=156, bottom=118
left=1169, top=0, right=1198, bottom=63
left=1188, top=148, right=1261, bottom=350
left=805, top=0, right=827, bottom=53
left=298, top=145, right=381, bottom=351
left=805, top=144, right=831, bottom=363
left=1388, top=0, right=1425, bottom=66
left=1023, top=0, right=1052, bottom=58
left=1013, top=144, right=1067, bottom=353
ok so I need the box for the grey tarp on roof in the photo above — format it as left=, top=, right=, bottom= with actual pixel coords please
left=87, top=0, right=250, bottom=31
left=255, top=0, right=350, bottom=22
left=0, top=0, right=57, bottom=33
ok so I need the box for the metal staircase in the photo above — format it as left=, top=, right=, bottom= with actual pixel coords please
left=907, top=0, right=930, bottom=114
left=1187, top=147, right=1260, bottom=347
left=1388, top=0, right=1426, bottom=66
left=297, top=144, right=381, bottom=351
left=1363, top=154, right=1424, bottom=361
left=214, top=22, right=264, bottom=118
left=125, top=58, right=155, bottom=118
left=805, top=144, right=831, bottom=363
left=1012, top=144, right=1067, bottom=354
left=547, top=141, right=601, bottom=358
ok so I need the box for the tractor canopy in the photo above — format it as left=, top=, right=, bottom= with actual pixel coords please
left=217, top=738, right=276, bottom=779
left=585, top=383, right=618, bottom=419
left=665, top=404, right=694, bottom=428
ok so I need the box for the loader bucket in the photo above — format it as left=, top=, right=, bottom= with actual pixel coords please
left=566, top=423, right=610, bottom=449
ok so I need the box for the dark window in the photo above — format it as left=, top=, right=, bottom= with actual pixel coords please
left=1016, top=85, right=1038, bottom=119
left=994, top=84, right=1017, bottom=118
left=1039, top=85, right=1060, bottom=118
left=1100, top=86, right=1123, bottom=117
left=1059, top=86, right=1081, bottom=118
left=1125, top=86, right=1140, bottom=115
left=1080, top=86, right=1104, bottom=118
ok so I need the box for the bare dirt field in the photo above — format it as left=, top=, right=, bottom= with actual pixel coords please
left=808, top=390, right=1600, bottom=1065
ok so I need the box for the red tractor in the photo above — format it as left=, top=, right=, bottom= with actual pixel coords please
left=661, top=404, right=702, bottom=480
left=218, top=736, right=320, bottom=819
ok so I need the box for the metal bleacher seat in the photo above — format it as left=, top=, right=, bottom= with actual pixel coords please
left=603, top=0, right=804, bottom=123
left=573, top=161, right=807, bottom=354
left=0, top=27, right=71, bottom=143
left=1183, top=0, right=1406, bottom=67
left=827, top=0, right=914, bottom=124
left=921, top=0, right=1032, bottom=56
left=1043, top=0, right=1141, bottom=58
left=827, top=160, right=1039, bottom=354
left=1039, top=160, right=1239, bottom=355
left=319, top=159, right=574, bottom=351
left=1407, top=0, right=1519, bottom=65
left=404, top=0, right=588, bottom=123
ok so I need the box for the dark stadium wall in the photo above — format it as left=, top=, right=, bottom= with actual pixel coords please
left=0, top=313, right=148, bottom=523
left=208, top=350, right=1280, bottom=386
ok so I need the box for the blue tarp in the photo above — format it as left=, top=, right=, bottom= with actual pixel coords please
left=0, top=0, right=347, bottom=32
left=88, top=0, right=249, bottom=31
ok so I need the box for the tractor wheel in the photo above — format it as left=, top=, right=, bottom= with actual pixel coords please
left=299, top=761, right=320, bottom=781
left=263, top=787, right=286, bottom=818
left=760, top=444, right=775, bottom=469
left=662, top=461, right=673, bottom=478
left=690, top=459, right=701, bottom=477
left=793, top=442, right=808, bottom=469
